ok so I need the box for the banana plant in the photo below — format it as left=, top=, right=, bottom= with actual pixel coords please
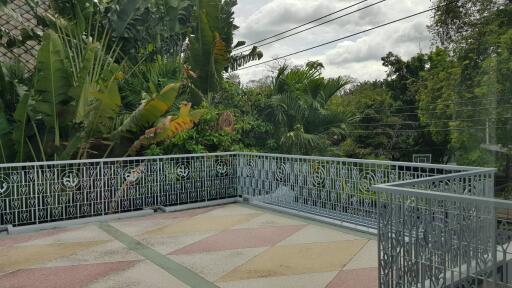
left=187, top=0, right=262, bottom=106
left=1, top=27, right=203, bottom=162
left=33, top=30, right=73, bottom=150
left=127, top=102, right=205, bottom=156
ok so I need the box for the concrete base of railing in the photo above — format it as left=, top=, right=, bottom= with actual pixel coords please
left=7, top=209, right=155, bottom=235
left=157, top=198, right=240, bottom=213
left=245, top=199, right=377, bottom=236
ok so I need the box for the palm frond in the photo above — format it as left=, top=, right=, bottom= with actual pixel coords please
left=280, top=125, right=327, bottom=155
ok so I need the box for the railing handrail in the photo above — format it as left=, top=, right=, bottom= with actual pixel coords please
left=238, top=152, right=483, bottom=171
left=381, top=167, right=497, bottom=188
left=0, top=152, right=239, bottom=168
left=0, top=152, right=487, bottom=174
left=373, top=184, right=512, bottom=208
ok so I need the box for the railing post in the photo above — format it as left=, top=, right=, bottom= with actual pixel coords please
left=205, top=155, right=208, bottom=203
left=377, top=190, right=381, bottom=288
left=100, top=161, right=105, bottom=216
left=34, top=164, right=39, bottom=225
left=154, top=158, right=159, bottom=207
left=237, top=153, right=241, bottom=199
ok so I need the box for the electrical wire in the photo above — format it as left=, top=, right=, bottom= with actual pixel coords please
left=234, top=0, right=387, bottom=54
left=350, top=116, right=512, bottom=127
left=360, top=95, right=509, bottom=111
left=233, top=0, right=370, bottom=51
left=342, top=125, right=509, bottom=134
left=353, top=104, right=512, bottom=118
left=237, top=1, right=457, bottom=71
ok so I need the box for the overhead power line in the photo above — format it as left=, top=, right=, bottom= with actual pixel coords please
left=237, top=1, right=456, bottom=71
left=362, top=95, right=509, bottom=111
left=233, top=0, right=370, bottom=52
left=337, top=104, right=512, bottom=122
left=343, top=125, right=508, bottom=134
left=351, top=116, right=512, bottom=127
left=234, top=0, right=386, bottom=54
left=357, top=104, right=512, bottom=118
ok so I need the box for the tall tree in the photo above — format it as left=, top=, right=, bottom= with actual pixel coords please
left=262, top=61, right=351, bottom=155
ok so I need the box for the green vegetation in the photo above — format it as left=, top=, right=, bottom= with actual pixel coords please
left=0, top=0, right=261, bottom=161
left=0, top=0, right=510, bottom=189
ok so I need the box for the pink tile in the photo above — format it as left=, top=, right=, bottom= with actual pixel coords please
left=170, top=225, right=306, bottom=255
left=326, top=267, right=378, bottom=288
left=0, top=228, right=76, bottom=247
left=0, top=260, right=139, bottom=288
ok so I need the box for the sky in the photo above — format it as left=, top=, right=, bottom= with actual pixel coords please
left=233, top=0, right=433, bottom=84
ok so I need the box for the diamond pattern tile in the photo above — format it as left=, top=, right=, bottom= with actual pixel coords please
left=0, top=204, right=378, bottom=288
left=171, top=225, right=305, bottom=255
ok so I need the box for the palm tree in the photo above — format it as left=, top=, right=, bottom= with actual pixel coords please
left=265, top=61, right=352, bottom=155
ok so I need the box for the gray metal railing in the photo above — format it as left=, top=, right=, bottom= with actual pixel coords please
left=0, top=152, right=486, bottom=228
left=374, top=166, right=511, bottom=287
left=238, top=153, right=479, bottom=228
left=0, top=153, right=238, bottom=227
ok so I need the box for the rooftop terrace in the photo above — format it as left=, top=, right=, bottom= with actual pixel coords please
left=0, top=152, right=510, bottom=287
left=0, top=203, right=377, bottom=288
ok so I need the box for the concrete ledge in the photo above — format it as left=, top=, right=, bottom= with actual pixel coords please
left=157, top=198, right=239, bottom=213
left=8, top=209, right=155, bottom=235
left=246, top=200, right=377, bottom=236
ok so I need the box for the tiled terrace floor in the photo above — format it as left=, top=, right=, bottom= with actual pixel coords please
left=0, top=204, right=377, bottom=288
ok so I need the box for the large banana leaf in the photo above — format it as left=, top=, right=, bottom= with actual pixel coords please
left=13, top=91, right=30, bottom=162
left=86, top=80, right=122, bottom=135
left=127, top=102, right=205, bottom=155
left=0, top=105, right=9, bottom=162
left=33, top=30, right=72, bottom=147
left=229, top=46, right=263, bottom=72
left=198, top=0, right=221, bottom=34
left=71, top=43, right=96, bottom=123
left=111, top=0, right=145, bottom=36
left=213, top=32, right=230, bottom=77
left=0, top=61, right=29, bottom=162
left=0, top=63, right=9, bottom=141
left=189, top=10, right=215, bottom=96
left=189, top=9, right=230, bottom=103
left=113, top=82, right=181, bottom=138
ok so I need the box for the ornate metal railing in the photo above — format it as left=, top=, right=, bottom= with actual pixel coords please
left=0, top=153, right=238, bottom=227
left=0, top=152, right=505, bottom=286
left=0, top=152, right=486, bottom=228
left=374, top=167, right=512, bottom=287
left=238, top=153, right=478, bottom=228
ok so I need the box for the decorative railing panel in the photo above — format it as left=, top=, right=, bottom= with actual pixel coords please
left=238, top=153, right=474, bottom=228
left=0, top=153, right=238, bottom=227
left=375, top=167, right=507, bottom=288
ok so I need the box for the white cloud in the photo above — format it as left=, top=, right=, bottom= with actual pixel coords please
left=234, top=0, right=434, bottom=83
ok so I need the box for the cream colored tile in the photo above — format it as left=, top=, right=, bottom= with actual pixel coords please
left=218, top=272, right=337, bottom=288
left=170, top=248, right=266, bottom=281
left=36, top=240, right=143, bottom=267
left=199, top=205, right=263, bottom=217
left=233, top=213, right=305, bottom=229
left=141, top=214, right=260, bottom=237
left=20, top=225, right=112, bottom=245
left=87, top=261, right=190, bottom=288
left=218, top=240, right=368, bottom=282
left=278, top=225, right=364, bottom=245
left=343, top=240, right=378, bottom=270
left=0, top=241, right=107, bottom=273
left=110, top=219, right=181, bottom=236
left=139, top=232, right=216, bottom=255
